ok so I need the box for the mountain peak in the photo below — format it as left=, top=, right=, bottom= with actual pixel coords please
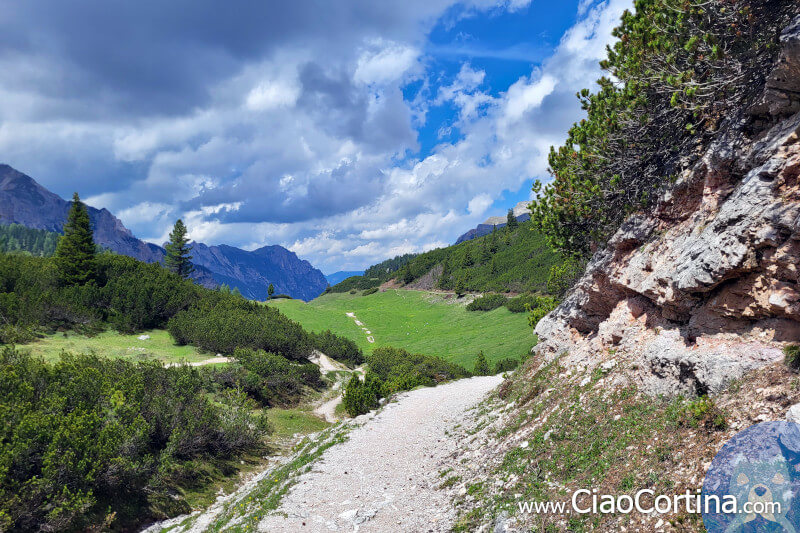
left=0, top=164, right=327, bottom=301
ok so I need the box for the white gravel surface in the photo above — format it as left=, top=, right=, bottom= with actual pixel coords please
left=257, top=374, right=502, bottom=532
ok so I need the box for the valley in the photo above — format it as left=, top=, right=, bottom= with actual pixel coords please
left=273, top=289, right=534, bottom=368
left=2, top=1, right=800, bottom=532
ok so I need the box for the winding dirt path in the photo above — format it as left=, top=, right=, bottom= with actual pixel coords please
left=257, top=374, right=502, bottom=532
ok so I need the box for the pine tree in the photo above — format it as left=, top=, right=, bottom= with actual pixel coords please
left=462, top=248, right=473, bottom=267
left=506, top=209, right=519, bottom=229
left=54, top=193, right=96, bottom=285
left=480, top=241, right=491, bottom=262
left=164, top=219, right=194, bottom=279
left=455, top=277, right=466, bottom=297
left=268, top=283, right=275, bottom=299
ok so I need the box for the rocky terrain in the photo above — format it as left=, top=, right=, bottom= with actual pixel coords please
left=535, top=16, right=800, bottom=398
left=0, top=165, right=327, bottom=300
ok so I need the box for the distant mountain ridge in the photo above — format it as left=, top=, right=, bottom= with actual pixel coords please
left=0, top=164, right=327, bottom=301
left=454, top=200, right=531, bottom=244
left=325, top=271, right=364, bottom=286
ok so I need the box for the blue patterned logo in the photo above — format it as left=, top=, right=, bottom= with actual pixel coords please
left=703, top=421, right=800, bottom=532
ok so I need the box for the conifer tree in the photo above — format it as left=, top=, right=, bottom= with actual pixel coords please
left=165, top=219, right=194, bottom=279
left=54, top=193, right=96, bottom=285
left=268, top=283, right=275, bottom=299
left=506, top=209, right=518, bottom=229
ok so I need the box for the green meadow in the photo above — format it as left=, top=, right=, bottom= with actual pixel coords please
left=271, top=289, right=534, bottom=367
left=23, top=328, right=209, bottom=364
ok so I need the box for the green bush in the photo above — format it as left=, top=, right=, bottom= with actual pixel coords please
left=532, top=0, right=794, bottom=258
left=785, top=345, right=800, bottom=371
left=309, top=329, right=364, bottom=367
left=526, top=296, right=559, bottom=329
left=546, top=258, right=585, bottom=298
left=494, top=357, right=520, bottom=374
left=0, top=346, right=269, bottom=532
left=362, top=287, right=379, bottom=296
left=680, top=395, right=727, bottom=431
left=466, top=293, right=507, bottom=312
left=505, top=294, right=540, bottom=313
left=167, top=298, right=312, bottom=359
left=208, top=348, right=323, bottom=407
left=366, top=346, right=471, bottom=396
left=473, top=351, right=490, bottom=376
left=342, top=373, right=383, bottom=417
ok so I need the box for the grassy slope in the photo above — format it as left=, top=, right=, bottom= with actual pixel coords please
left=272, top=289, right=534, bottom=367
left=24, top=329, right=209, bottom=363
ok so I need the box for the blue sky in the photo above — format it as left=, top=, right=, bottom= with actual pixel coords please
left=0, top=0, right=630, bottom=272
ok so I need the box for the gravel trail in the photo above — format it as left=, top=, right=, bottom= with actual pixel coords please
left=258, top=374, right=502, bottom=532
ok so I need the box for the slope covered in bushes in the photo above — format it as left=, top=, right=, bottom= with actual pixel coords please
left=330, top=220, right=560, bottom=294
left=0, top=252, right=362, bottom=365
left=0, top=347, right=270, bottom=531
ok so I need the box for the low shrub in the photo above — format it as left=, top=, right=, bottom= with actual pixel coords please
left=309, top=329, right=364, bottom=367
left=473, top=351, right=491, bottom=376
left=362, top=287, right=379, bottom=296
left=0, top=346, right=269, bottom=532
left=342, top=373, right=383, bottom=417
left=526, top=296, right=559, bottom=329
left=680, top=396, right=727, bottom=431
left=207, top=348, right=324, bottom=407
left=505, top=294, right=538, bottom=313
left=366, top=346, right=471, bottom=396
left=466, top=293, right=507, bottom=312
left=167, top=298, right=312, bottom=360
left=785, top=344, right=800, bottom=372
left=494, top=357, right=520, bottom=374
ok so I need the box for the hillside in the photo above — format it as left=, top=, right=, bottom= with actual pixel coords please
left=272, top=290, right=533, bottom=367
left=0, top=224, right=59, bottom=256
left=454, top=200, right=531, bottom=244
left=442, top=5, right=800, bottom=532
left=331, top=220, right=561, bottom=295
left=325, top=270, right=364, bottom=286
left=0, top=165, right=327, bottom=300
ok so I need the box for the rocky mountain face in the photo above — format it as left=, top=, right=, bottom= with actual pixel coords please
left=535, top=18, right=800, bottom=397
left=454, top=200, right=530, bottom=244
left=0, top=165, right=327, bottom=301
left=0, top=165, right=165, bottom=264
left=190, top=242, right=327, bottom=301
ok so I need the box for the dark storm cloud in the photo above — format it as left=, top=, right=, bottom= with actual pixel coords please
left=0, top=0, right=450, bottom=119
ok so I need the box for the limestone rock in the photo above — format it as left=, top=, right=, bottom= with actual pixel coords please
left=535, top=18, right=800, bottom=397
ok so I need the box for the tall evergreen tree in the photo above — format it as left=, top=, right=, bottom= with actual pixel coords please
left=164, top=219, right=194, bottom=279
left=506, top=209, right=519, bottom=229
left=268, top=283, right=275, bottom=299
left=54, top=193, right=96, bottom=285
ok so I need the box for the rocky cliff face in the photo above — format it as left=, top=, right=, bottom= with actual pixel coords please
left=0, top=165, right=327, bottom=301
left=535, top=17, right=800, bottom=398
left=191, top=242, right=328, bottom=301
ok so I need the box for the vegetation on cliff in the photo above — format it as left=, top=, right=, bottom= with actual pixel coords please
left=532, top=0, right=795, bottom=258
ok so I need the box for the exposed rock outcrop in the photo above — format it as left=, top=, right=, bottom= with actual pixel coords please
left=535, top=17, right=800, bottom=397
